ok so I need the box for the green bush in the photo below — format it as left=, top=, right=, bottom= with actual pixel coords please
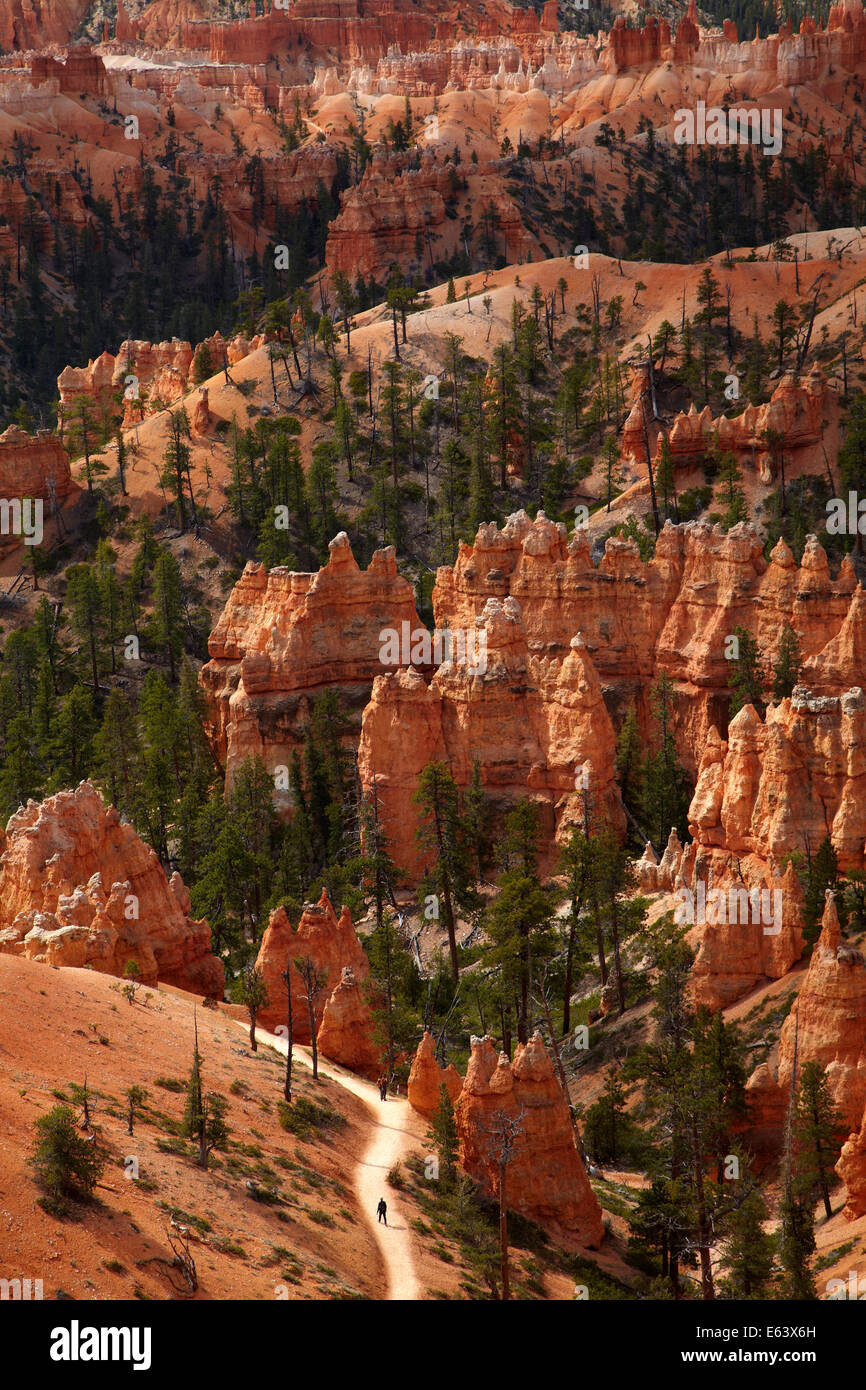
left=30, top=1105, right=104, bottom=1217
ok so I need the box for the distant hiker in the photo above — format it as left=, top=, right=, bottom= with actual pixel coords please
left=378, top=1077, right=387, bottom=1101
left=377, top=1198, right=387, bottom=1225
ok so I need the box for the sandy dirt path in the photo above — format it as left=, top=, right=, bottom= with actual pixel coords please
left=238, top=1021, right=422, bottom=1301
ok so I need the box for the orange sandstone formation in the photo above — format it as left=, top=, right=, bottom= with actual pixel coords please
left=0, top=782, right=223, bottom=997
left=253, top=889, right=369, bottom=1039
left=0, top=0, right=90, bottom=51
left=435, top=513, right=862, bottom=774
left=748, top=892, right=866, bottom=1147
left=455, top=1033, right=604, bottom=1244
left=623, top=368, right=831, bottom=486
left=407, top=1030, right=463, bottom=1117
left=357, top=594, right=624, bottom=879
left=199, top=532, right=421, bottom=794
left=0, top=425, right=75, bottom=502
left=837, top=1101, right=866, bottom=1219
left=316, top=966, right=380, bottom=1078
left=687, top=688, right=866, bottom=878
left=57, top=333, right=261, bottom=433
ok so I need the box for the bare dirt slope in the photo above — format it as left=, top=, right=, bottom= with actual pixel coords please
left=0, top=953, right=387, bottom=1300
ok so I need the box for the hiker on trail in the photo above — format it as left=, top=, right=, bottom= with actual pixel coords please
left=379, top=1077, right=387, bottom=1101
left=377, top=1197, right=388, bottom=1226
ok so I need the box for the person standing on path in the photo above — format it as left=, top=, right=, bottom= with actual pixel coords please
left=377, top=1197, right=388, bottom=1225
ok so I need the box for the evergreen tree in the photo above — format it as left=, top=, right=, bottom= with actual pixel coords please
left=718, top=1190, right=775, bottom=1298
left=29, top=1104, right=104, bottom=1216
left=151, top=549, right=185, bottom=683
left=802, top=837, right=839, bottom=946
left=772, top=622, right=801, bottom=702
left=643, top=674, right=692, bottom=850
left=729, top=624, right=765, bottom=716
left=794, top=1060, right=846, bottom=1220
left=414, top=762, right=477, bottom=984
left=430, top=1081, right=459, bottom=1186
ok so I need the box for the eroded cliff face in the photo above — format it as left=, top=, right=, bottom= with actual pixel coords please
left=325, top=155, right=530, bottom=280
left=747, top=892, right=866, bottom=1157
left=253, top=889, right=369, bottom=1039
left=455, top=1033, right=604, bottom=1245
left=687, top=687, right=866, bottom=877
left=676, top=682, right=866, bottom=1008
left=0, top=425, right=75, bottom=502
left=623, top=369, right=830, bottom=487
left=0, top=0, right=90, bottom=51
left=435, top=512, right=863, bottom=775
left=357, top=594, right=624, bottom=880
left=0, top=782, right=223, bottom=996
left=200, top=532, right=421, bottom=796
left=837, top=1099, right=866, bottom=1219
left=57, top=332, right=262, bottom=433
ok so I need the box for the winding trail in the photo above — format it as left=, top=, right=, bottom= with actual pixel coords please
left=236, top=1021, right=421, bottom=1300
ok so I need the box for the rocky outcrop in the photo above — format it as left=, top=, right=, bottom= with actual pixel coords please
left=837, top=1100, right=866, bottom=1219
left=748, top=892, right=866, bottom=1149
left=316, top=965, right=380, bottom=1078
left=407, top=1030, right=463, bottom=1117
left=679, top=682, right=866, bottom=1008
left=687, top=688, right=866, bottom=878
left=0, top=0, right=90, bottom=50
left=0, top=783, right=222, bottom=997
left=435, top=513, right=862, bottom=775
left=57, top=333, right=261, bottom=433
left=624, top=368, right=831, bottom=487
left=455, top=1033, right=604, bottom=1244
left=325, top=155, right=528, bottom=281
left=31, top=47, right=110, bottom=100
left=0, top=426, right=75, bottom=502
left=199, top=532, right=421, bottom=795
left=357, top=595, right=624, bottom=879
left=686, top=859, right=805, bottom=1011
left=253, top=889, right=369, bottom=1040
left=775, top=892, right=866, bottom=1131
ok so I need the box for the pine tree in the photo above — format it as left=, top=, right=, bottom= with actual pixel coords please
left=794, top=1060, right=846, bottom=1220
left=487, top=800, right=556, bottom=1043
left=715, top=447, right=747, bottom=529
left=729, top=625, right=765, bottom=716
left=655, top=435, right=677, bottom=521
left=66, top=563, right=104, bottom=692
left=29, top=1105, right=104, bottom=1216
left=152, top=549, right=185, bottom=683
left=615, top=704, right=645, bottom=840
left=462, top=758, right=489, bottom=882
left=772, top=622, right=801, bottom=702
left=234, top=963, right=270, bottom=1052
left=430, top=1081, right=459, bottom=1186
left=414, top=761, right=477, bottom=984
left=718, top=1190, right=775, bottom=1298
left=802, top=837, right=838, bottom=945
left=643, top=674, right=692, bottom=850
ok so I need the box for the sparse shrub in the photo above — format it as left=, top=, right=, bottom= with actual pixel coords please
left=30, top=1105, right=104, bottom=1217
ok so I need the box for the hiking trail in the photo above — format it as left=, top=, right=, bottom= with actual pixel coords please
left=238, top=1021, right=422, bottom=1300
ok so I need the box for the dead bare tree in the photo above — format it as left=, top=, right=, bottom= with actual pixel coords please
left=294, top=955, right=328, bottom=1080
left=479, top=1107, right=525, bottom=1301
